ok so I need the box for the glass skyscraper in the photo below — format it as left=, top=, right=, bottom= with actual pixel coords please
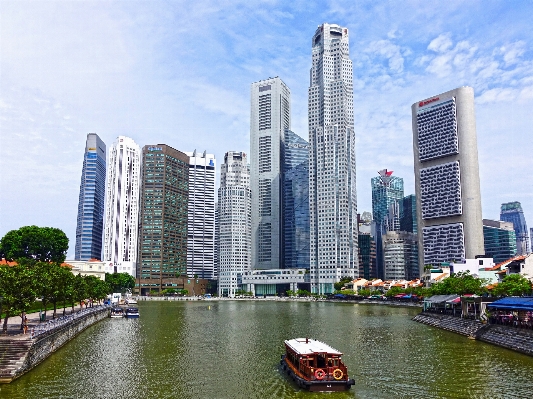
left=483, top=219, right=517, bottom=263
left=500, top=202, right=530, bottom=255
left=399, top=194, right=417, bottom=234
left=282, top=130, right=310, bottom=270
left=75, top=133, right=106, bottom=261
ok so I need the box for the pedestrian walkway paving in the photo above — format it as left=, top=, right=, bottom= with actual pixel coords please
left=1, top=304, right=86, bottom=339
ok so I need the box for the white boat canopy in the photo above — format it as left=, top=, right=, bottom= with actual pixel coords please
left=285, top=338, right=343, bottom=356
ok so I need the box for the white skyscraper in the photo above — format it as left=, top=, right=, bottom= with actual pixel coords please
left=185, top=150, right=216, bottom=279
left=412, top=86, right=484, bottom=274
left=309, top=23, right=358, bottom=294
left=250, top=77, right=290, bottom=270
left=103, top=136, right=141, bottom=277
left=217, top=151, right=252, bottom=297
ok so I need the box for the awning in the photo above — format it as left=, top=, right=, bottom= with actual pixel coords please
left=424, top=295, right=460, bottom=304
left=488, top=297, right=533, bottom=311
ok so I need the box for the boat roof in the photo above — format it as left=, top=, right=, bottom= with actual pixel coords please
left=285, top=338, right=343, bottom=356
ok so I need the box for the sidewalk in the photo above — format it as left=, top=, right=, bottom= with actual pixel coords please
left=1, top=304, right=87, bottom=339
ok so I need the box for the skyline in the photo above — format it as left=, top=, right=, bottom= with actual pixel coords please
left=1, top=1, right=532, bottom=258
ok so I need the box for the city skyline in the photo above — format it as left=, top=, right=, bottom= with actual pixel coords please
left=1, top=1, right=533, bottom=257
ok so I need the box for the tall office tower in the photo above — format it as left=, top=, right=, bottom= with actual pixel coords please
left=500, top=202, right=530, bottom=255
left=282, top=130, right=310, bottom=270
left=382, top=231, right=419, bottom=280
left=103, top=136, right=141, bottom=276
left=483, top=219, right=517, bottom=263
left=250, top=77, right=290, bottom=271
left=137, top=145, right=189, bottom=294
left=185, top=150, right=216, bottom=279
left=75, top=133, right=106, bottom=261
left=399, top=195, right=417, bottom=234
left=412, top=86, right=484, bottom=274
left=531, top=228, right=533, bottom=255
left=214, top=202, right=219, bottom=278
left=217, top=152, right=252, bottom=297
left=309, top=23, right=358, bottom=294
left=371, top=169, right=404, bottom=279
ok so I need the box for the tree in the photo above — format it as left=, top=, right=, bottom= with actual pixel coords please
left=105, top=272, right=135, bottom=294
left=334, top=276, right=353, bottom=291
left=72, top=274, right=88, bottom=310
left=430, top=272, right=488, bottom=296
left=0, top=225, right=69, bottom=263
left=0, top=262, right=37, bottom=332
left=494, top=274, right=533, bottom=297
left=385, top=286, right=404, bottom=297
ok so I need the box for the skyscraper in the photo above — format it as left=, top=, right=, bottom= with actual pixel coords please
left=309, top=23, right=358, bottom=294
left=103, top=136, right=141, bottom=277
left=399, top=194, right=417, bottom=234
left=217, top=151, right=252, bottom=297
left=250, top=77, right=290, bottom=270
left=282, top=130, right=310, bottom=270
left=483, top=219, right=517, bottom=263
left=75, top=133, right=106, bottom=261
left=137, top=145, right=189, bottom=294
left=500, top=202, right=530, bottom=255
left=412, top=86, right=484, bottom=273
left=371, top=169, right=404, bottom=279
left=185, top=150, right=216, bottom=279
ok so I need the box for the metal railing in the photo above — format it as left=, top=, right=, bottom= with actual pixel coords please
left=30, top=304, right=111, bottom=340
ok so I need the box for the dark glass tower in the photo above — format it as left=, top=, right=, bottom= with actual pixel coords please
left=75, top=133, right=106, bottom=261
left=399, top=194, right=417, bottom=234
left=137, top=145, right=189, bottom=294
left=500, top=202, right=530, bottom=255
left=282, top=130, right=310, bottom=269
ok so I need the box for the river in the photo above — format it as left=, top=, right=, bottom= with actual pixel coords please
left=1, top=300, right=532, bottom=398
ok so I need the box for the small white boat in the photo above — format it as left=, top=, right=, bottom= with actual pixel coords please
left=110, top=307, right=124, bottom=318
left=124, top=307, right=140, bottom=318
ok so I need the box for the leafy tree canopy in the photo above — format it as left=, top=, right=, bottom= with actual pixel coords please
left=334, top=276, right=353, bottom=291
left=105, top=272, right=135, bottom=294
left=494, top=274, right=533, bottom=297
left=0, top=225, right=69, bottom=263
left=430, top=271, right=488, bottom=296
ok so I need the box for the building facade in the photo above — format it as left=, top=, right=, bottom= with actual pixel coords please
left=399, top=194, right=417, bottom=234
left=412, top=86, right=484, bottom=274
left=483, top=219, right=517, bottom=263
left=382, top=231, right=419, bottom=280
left=282, top=130, right=310, bottom=270
left=309, top=23, right=358, bottom=294
left=217, top=151, right=252, bottom=297
left=75, top=133, right=106, bottom=261
left=250, top=77, right=290, bottom=271
left=103, top=136, right=141, bottom=276
left=500, top=202, right=530, bottom=255
left=137, top=145, right=189, bottom=294
left=185, top=150, right=216, bottom=279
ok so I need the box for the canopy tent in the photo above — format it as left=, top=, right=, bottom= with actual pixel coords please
left=424, top=295, right=460, bottom=304
left=487, top=297, right=533, bottom=312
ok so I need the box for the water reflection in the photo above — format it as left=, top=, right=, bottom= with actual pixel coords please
left=1, top=301, right=532, bottom=399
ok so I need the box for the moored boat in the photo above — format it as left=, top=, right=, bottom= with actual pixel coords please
left=110, top=307, right=124, bottom=318
left=280, top=338, right=355, bottom=392
left=124, top=307, right=140, bottom=318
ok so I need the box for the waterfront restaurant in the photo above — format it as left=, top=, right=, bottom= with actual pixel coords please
left=487, top=297, right=533, bottom=329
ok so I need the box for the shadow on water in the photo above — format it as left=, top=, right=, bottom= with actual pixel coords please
left=1, top=301, right=533, bottom=399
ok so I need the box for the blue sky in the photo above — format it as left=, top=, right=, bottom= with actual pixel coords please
left=1, top=0, right=532, bottom=257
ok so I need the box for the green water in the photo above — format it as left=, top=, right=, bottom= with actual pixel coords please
left=1, top=301, right=533, bottom=399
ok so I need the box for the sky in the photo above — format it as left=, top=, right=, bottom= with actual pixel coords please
left=1, top=0, right=532, bottom=258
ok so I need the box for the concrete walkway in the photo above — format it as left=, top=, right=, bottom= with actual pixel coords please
left=1, top=304, right=88, bottom=339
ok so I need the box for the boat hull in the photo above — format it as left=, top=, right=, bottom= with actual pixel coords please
left=124, top=314, right=139, bottom=318
left=280, top=355, right=354, bottom=392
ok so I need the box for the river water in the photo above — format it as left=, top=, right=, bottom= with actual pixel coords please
left=1, top=300, right=533, bottom=399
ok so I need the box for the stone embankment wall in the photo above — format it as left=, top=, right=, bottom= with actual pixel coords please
left=413, top=313, right=533, bottom=357
left=4, top=307, right=109, bottom=383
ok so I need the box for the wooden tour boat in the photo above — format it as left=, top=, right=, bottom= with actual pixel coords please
left=280, top=338, right=355, bottom=392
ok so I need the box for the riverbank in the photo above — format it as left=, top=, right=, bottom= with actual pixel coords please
left=413, top=312, right=533, bottom=357
left=0, top=305, right=110, bottom=383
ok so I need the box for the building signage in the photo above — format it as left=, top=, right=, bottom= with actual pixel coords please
left=148, top=147, right=162, bottom=151
left=88, top=147, right=96, bottom=151
left=419, top=97, right=440, bottom=107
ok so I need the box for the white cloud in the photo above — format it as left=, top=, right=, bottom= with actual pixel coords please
left=428, top=33, right=453, bottom=53
left=365, top=40, right=405, bottom=73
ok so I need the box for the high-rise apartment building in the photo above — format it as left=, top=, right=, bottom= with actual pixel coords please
left=282, top=130, right=310, bottom=270
left=250, top=77, right=290, bottom=271
left=75, top=133, right=106, bottom=261
left=382, top=231, right=419, bottom=280
left=185, top=150, right=216, bottom=279
left=137, top=145, right=189, bottom=294
left=218, top=151, right=252, bottom=297
left=309, top=23, right=358, bottom=294
left=482, top=219, right=517, bottom=263
left=103, top=136, right=141, bottom=276
left=412, top=86, right=484, bottom=273
left=500, top=202, right=530, bottom=255
left=371, top=169, right=404, bottom=279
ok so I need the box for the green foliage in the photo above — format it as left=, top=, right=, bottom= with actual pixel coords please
left=358, top=289, right=372, bottom=297
left=0, top=225, right=69, bottom=263
left=385, top=286, right=404, bottom=297
left=105, top=272, right=135, bottom=294
left=493, top=274, right=533, bottom=296
left=334, top=276, right=353, bottom=291
left=429, top=272, right=488, bottom=296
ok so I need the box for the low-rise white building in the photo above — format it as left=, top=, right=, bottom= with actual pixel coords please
left=65, top=259, right=106, bottom=280
left=242, top=269, right=309, bottom=296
